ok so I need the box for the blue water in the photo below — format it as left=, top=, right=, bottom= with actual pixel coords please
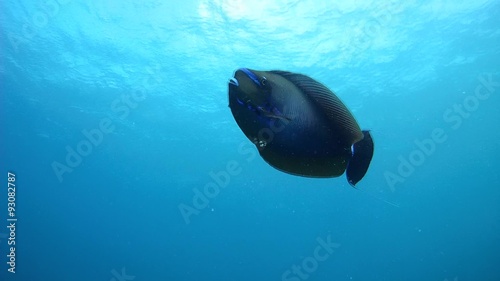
left=1, top=0, right=500, bottom=280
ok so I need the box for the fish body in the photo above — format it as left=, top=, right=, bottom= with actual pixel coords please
left=228, top=68, right=374, bottom=186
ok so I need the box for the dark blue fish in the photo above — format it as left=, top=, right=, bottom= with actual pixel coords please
left=228, top=68, right=374, bottom=186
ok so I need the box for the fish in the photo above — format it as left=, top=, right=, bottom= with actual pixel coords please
left=228, top=68, right=374, bottom=187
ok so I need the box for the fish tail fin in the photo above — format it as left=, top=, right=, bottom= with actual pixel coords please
left=346, top=130, right=374, bottom=187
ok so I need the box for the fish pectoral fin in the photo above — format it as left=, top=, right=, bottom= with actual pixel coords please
left=263, top=112, right=292, bottom=122
left=258, top=108, right=292, bottom=122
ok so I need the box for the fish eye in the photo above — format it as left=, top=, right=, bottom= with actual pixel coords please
left=260, top=77, right=267, bottom=87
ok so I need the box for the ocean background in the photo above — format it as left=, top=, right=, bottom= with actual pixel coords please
left=1, top=0, right=500, bottom=280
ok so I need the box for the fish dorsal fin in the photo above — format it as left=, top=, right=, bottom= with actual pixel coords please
left=270, top=70, right=363, bottom=144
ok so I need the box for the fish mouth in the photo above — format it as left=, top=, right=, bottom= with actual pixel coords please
left=228, top=77, right=239, bottom=87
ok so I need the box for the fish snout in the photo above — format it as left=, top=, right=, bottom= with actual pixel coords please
left=228, top=77, right=239, bottom=87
